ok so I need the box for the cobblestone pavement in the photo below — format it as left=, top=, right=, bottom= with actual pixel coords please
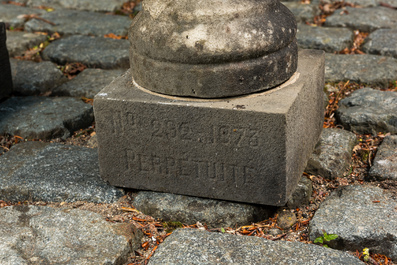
left=0, top=0, right=396, bottom=264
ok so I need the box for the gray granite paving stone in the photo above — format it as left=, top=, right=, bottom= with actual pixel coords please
left=325, top=54, right=397, bottom=86
left=320, top=0, right=377, bottom=6
left=6, top=30, right=47, bottom=57
left=309, top=185, right=397, bottom=260
left=134, top=2, right=142, bottom=12
left=53, top=68, right=124, bottom=98
left=10, top=58, right=67, bottom=95
left=24, top=0, right=126, bottom=12
left=277, top=208, right=297, bottom=229
left=0, top=141, right=124, bottom=203
left=336, top=87, right=397, bottom=135
left=25, top=9, right=131, bottom=37
left=282, top=2, right=320, bottom=23
left=42, top=35, right=129, bottom=69
left=297, top=24, right=354, bottom=52
left=0, top=0, right=27, bottom=3
left=133, top=191, right=275, bottom=229
left=363, top=29, right=397, bottom=58
left=305, top=128, right=357, bottom=179
left=134, top=175, right=312, bottom=227
left=324, top=7, right=397, bottom=32
left=0, top=205, right=140, bottom=264
left=369, top=135, right=397, bottom=180
left=382, top=0, right=397, bottom=7
left=0, top=4, right=45, bottom=29
left=149, top=229, right=364, bottom=265
left=0, top=96, right=93, bottom=139
left=321, top=0, right=397, bottom=7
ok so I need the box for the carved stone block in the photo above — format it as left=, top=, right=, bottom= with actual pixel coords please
left=94, top=50, right=324, bottom=206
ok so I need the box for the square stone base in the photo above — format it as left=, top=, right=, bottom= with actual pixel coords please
left=94, top=49, right=325, bottom=206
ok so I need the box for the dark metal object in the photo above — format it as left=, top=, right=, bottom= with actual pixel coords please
left=0, top=22, right=13, bottom=99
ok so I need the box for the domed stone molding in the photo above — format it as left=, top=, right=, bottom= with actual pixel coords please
left=129, top=0, right=298, bottom=98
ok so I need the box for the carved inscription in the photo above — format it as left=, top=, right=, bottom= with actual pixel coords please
left=150, top=119, right=260, bottom=148
left=111, top=111, right=136, bottom=134
left=125, top=151, right=257, bottom=187
left=111, top=113, right=261, bottom=148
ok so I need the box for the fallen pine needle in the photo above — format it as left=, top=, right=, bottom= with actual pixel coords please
left=1, top=146, right=9, bottom=151
left=121, top=206, right=139, bottom=213
left=146, top=246, right=158, bottom=261
left=141, top=241, right=149, bottom=250
left=20, top=14, right=56, bottom=25
left=271, top=233, right=287, bottom=241
left=132, top=217, right=148, bottom=222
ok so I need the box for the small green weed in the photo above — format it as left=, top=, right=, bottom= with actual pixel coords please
left=363, top=248, right=370, bottom=261
left=314, top=230, right=338, bottom=248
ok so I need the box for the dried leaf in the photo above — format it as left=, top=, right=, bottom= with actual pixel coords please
left=121, top=206, right=139, bottom=213
left=196, top=221, right=206, bottom=230
left=104, top=33, right=125, bottom=40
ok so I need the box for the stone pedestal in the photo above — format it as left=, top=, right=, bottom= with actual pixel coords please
left=94, top=49, right=324, bottom=206
left=0, top=23, right=13, bottom=99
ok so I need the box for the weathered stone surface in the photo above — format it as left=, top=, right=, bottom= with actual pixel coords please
left=336, top=87, right=397, bottom=135
left=25, top=9, right=130, bottom=37
left=133, top=191, right=274, bottom=228
left=0, top=205, right=140, bottom=264
left=0, top=23, right=12, bottom=99
left=42, top=35, right=129, bottom=69
left=0, top=96, right=93, bottom=139
left=53, top=69, right=124, bottom=98
left=286, top=175, right=312, bottom=208
left=0, top=0, right=27, bottom=3
left=382, top=0, right=397, bottom=7
left=297, top=24, right=354, bottom=52
left=132, top=41, right=297, bottom=98
left=94, top=50, right=325, bottom=206
left=309, top=185, right=397, bottom=260
left=130, top=0, right=298, bottom=98
left=363, top=29, right=397, bottom=58
left=87, top=133, right=98, bottom=148
left=321, top=0, right=397, bottom=7
left=277, top=208, right=297, bottom=230
left=305, top=128, right=357, bottom=179
left=324, top=7, right=397, bottom=32
left=10, top=58, right=67, bottom=95
left=325, top=54, right=397, bottom=86
left=282, top=2, right=320, bottom=23
left=369, top=135, right=397, bottom=180
left=0, top=4, right=45, bottom=29
left=133, top=2, right=142, bottom=12
left=24, top=0, right=126, bottom=12
left=268, top=228, right=283, bottom=236
left=6, top=30, right=47, bottom=57
left=0, top=142, right=124, bottom=203
left=149, top=229, right=364, bottom=265
left=320, top=0, right=376, bottom=6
